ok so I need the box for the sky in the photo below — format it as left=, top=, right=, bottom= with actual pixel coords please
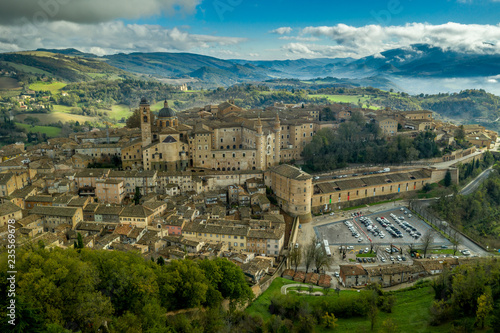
left=1, top=0, right=500, bottom=60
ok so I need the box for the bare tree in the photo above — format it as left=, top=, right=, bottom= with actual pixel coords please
left=421, top=229, right=435, bottom=259
left=314, top=246, right=332, bottom=273
left=303, top=237, right=318, bottom=274
left=449, top=228, right=461, bottom=256
left=289, top=246, right=302, bottom=272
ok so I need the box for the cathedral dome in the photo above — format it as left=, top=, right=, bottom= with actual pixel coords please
left=158, top=100, right=176, bottom=118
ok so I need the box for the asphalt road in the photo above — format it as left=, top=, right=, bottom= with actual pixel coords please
left=460, top=167, right=494, bottom=195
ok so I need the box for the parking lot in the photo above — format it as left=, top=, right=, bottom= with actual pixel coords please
left=314, top=206, right=452, bottom=251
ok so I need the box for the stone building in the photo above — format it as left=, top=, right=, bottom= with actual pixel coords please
left=264, top=164, right=313, bottom=222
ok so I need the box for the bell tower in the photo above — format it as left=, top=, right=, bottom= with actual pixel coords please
left=255, top=117, right=265, bottom=170
left=140, top=97, right=152, bottom=147
left=273, top=113, right=281, bottom=165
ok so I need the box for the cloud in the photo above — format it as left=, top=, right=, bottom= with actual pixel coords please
left=278, top=36, right=319, bottom=42
left=289, top=22, right=500, bottom=58
left=281, top=42, right=362, bottom=59
left=0, top=21, right=245, bottom=55
left=269, top=27, right=292, bottom=35
left=0, top=0, right=201, bottom=24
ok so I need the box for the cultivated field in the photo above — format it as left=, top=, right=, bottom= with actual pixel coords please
left=0, top=77, right=21, bottom=90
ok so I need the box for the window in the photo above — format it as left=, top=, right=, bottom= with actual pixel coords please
left=234, top=242, right=237, bottom=247
left=240, top=243, right=244, bottom=247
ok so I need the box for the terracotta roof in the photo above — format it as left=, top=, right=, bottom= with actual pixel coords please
left=340, top=264, right=367, bottom=276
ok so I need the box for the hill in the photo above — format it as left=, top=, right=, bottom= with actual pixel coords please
left=0, top=51, right=134, bottom=82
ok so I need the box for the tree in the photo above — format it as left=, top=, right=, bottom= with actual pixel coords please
left=289, top=246, right=302, bottom=272
left=126, top=108, right=141, bottom=128
left=476, top=288, right=494, bottom=329
left=455, top=125, right=466, bottom=141
left=133, top=186, right=142, bottom=205
left=367, top=291, right=379, bottom=331
left=381, top=318, right=398, bottom=333
left=199, top=258, right=254, bottom=308
left=156, top=256, right=165, bottom=265
left=303, top=237, right=318, bottom=274
left=444, top=171, right=452, bottom=187
left=157, top=259, right=209, bottom=311
left=126, top=108, right=154, bottom=129
left=421, top=229, right=435, bottom=259
left=449, top=228, right=461, bottom=256
left=73, top=232, right=84, bottom=252
left=24, top=116, right=39, bottom=127
left=322, top=312, right=338, bottom=329
left=314, top=246, right=331, bottom=273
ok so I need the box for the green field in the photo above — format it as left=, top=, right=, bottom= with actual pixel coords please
left=150, top=100, right=174, bottom=112
left=246, top=277, right=300, bottom=321
left=310, top=94, right=382, bottom=110
left=16, top=112, right=98, bottom=125
left=16, top=123, right=62, bottom=137
left=99, top=104, right=133, bottom=120
left=52, top=105, right=76, bottom=113
left=246, top=278, right=451, bottom=332
left=29, top=81, right=67, bottom=92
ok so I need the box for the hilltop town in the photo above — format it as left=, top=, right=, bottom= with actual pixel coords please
left=0, top=97, right=497, bottom=287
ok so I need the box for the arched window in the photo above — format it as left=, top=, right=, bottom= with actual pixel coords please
left=143, top=116, right=148, bottom=123
left=166, top=121, right=170, bottom=127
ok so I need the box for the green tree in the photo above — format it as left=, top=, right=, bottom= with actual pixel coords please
left=380, top=318, right=398, bottom=333
left=455, top=125, right=466, bottom=141
left=444, top=171, right=452, bottom=187
left=206, top=258, right=254, bottom=308
left=157, top=259, right=208, bottom=311
left=322, top=312, right=338, bottom=329
left=133, top=186, right=142, bottom=205
left=476, top=288, right=494, bottom=329
left=156, top=256, right=165, bottom=266
left=24, top=116, right=40, bottom=127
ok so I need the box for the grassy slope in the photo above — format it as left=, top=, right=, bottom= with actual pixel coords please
left=332, top=285, right=450, bottom=333
left=16, top=112, right=98, bottom=125
left=310, top=94, right=382, bottom=110
left=29, top=81, right=67, bottom=92
left=98, top=104, right=133, bottom=120
left=245, top=277, right=299, bottom=321
left=246, top=277, right=452, bottom=332
left=15, top=123, right=62, bottom=137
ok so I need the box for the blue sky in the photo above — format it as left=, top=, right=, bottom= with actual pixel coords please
left=1, top=0, right=500, bottom=59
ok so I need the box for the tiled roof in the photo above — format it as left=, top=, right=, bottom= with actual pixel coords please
left=30, top=206, right=80, bottom=217
left=269, top=164, right=312, bottom=180
left=120, top=205, right=154, bottom=218
left=0, top=201, right=22, bottom=215
left=340, top=264, right=367, bottom=276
